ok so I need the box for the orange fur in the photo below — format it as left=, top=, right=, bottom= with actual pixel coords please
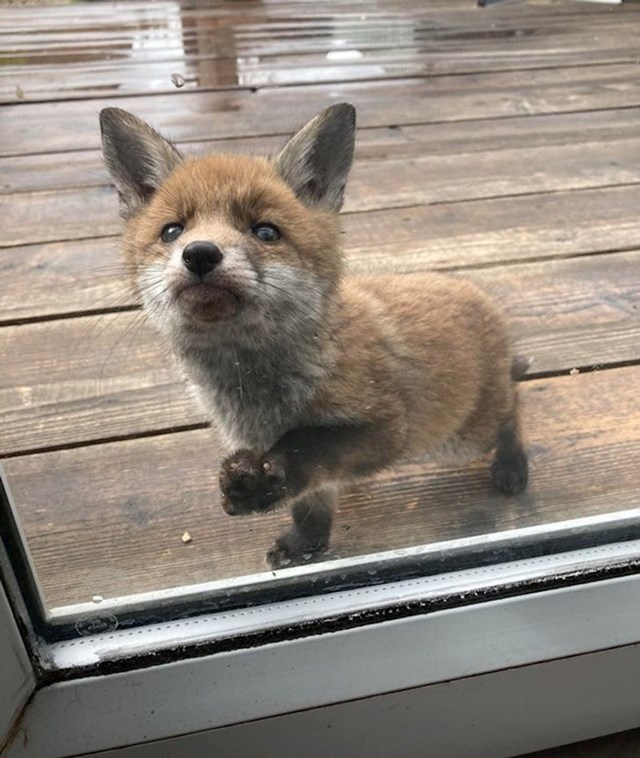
left=100, top=104, right=528, bottom=567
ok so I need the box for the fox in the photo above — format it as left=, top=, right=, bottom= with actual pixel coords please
left=99, top=103, right=528, bottom=569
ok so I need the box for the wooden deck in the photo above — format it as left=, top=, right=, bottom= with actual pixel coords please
left=1, top=0, right=640, bottom=611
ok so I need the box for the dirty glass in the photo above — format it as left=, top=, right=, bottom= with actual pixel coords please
left=1, top=0, right=639, bottom=639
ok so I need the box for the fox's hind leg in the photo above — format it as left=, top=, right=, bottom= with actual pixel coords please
left=267, top=486, right=337, bottom=569
left=490, top=403, right=528, bottom=495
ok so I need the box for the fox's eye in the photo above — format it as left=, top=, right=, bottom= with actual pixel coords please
left=251, top=222, right=280, bottom=243
left=161, top=222, right=184, bottom=243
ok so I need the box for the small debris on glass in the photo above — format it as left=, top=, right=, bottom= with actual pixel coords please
left=181, top=531, right=193, bottom=544
left=569, top=368, right=580, bottom=376
left=171, top=73, right=186, bottom=88
left=15, top=85, right=24, bottom=100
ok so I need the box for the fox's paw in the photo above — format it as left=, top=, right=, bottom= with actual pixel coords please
left=220, top=449, right=288, bottom=515
left=267, top=530, right=329, bottom=569
left=490, top=451, right=528, bottom=495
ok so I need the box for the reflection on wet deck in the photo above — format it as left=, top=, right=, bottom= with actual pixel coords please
left=1, top=0, right=640, bottom=610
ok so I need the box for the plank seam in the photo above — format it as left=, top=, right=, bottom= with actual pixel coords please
left=4, top=102, right=640, bottom=161
left=2, top=58, right=637, bottom=107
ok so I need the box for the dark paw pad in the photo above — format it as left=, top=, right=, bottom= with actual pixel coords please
left=266, top=531, right=328, bottom=570
left=220, top=450, right=287, bottom=515
left=491, top=452, right=528, bottom=495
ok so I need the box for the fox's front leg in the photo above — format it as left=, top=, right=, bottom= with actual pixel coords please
left=219, top=423, right=398, bottom=515
left=267, top=487, right=337, bottom=568
left=219, top=423, right=399, bottom=566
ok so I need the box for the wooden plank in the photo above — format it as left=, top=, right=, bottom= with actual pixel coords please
left=0, top=237, right=130, bottom=323
left=3, top=184, right=640, bottom=323
left=3, top=185, right=640, bottom=323
left=4, top=24, right=640, bottom=103
left=469, top=253, right=640, bottom=375
left=341, top=184, right=640, bottom=271
left=0, top=311, right=203, bottom=457
left=3, top=365, right=639, bottom=609
left=0, top=135, right=283, bottom=196
left=0, top=0, right=617, bottom=39
left=6, top=136, right=640, bottom=249
left=0, top=0, right=475, bottom=32
left=2, top=0, right=639, bottom=617
left=5, top=108, right=640, bottom=196
left=2, top=250, right=639, bottom=456
left=3, top=63, right=640, bottom=157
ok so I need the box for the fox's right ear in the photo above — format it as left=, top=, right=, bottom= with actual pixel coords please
left=99, top=108, right=181, bottom=216
left=274, top=103, right=356, bottom=213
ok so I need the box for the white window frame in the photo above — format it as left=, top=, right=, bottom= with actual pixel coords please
left=2, top=524, right=640, bottom=757
left=0, top=583, right=35, bottom=755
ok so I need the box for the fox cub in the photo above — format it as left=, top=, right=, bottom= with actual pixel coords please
left=100, top=103, right=528, bottom=568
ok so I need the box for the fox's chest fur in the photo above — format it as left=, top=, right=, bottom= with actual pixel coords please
left=100, top=102, right=528, bottom=569
left=178, top=332, right=330, bottom=450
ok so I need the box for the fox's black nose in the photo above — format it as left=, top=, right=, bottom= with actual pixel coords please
left=182, top=241, right=223, bottom=278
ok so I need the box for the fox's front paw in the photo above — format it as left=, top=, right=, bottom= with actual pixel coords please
left=220, top=449, right=288, bottom=515
left=267, top=530, right=329, bottom=569
left=490, top=450, right=528, bottom=495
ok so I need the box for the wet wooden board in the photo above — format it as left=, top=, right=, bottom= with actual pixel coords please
left=0, top=0, right=617, bottom=39
left=1, top=0, right=640, bottom=616
left=4, top=23, right=640, bottom=103
left=6, top=136, right=640, bottom=249
left=0, top=310, right=204, bottom=457
left=3, top=62, right=640, bottom=157
left=342, top=184, right=640, bottom=271
left=4, top=366, right=639, bottom=609
left=2, top=250, right=639, bottom=457
left=6, top=107, right=640, bottom=196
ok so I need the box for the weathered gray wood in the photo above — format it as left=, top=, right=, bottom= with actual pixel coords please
left=2, top=250, right=639, bottom=456
left=4, top=366, right=639, bottom=608
left=2, top=0, right=639, bottom=616
left=3, top=63, right=640, bottom=157
left=4, top=108, right=640, bottom=196
left=5, top=137, right=640, bottom=248
left=3, top=23, right=640, bottom=103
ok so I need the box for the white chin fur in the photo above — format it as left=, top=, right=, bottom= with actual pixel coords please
left=135, top=253, right=329, bottom=448
left=137, top=245, right=326, bottom=344
left=136, top=246, right=259, bottom=337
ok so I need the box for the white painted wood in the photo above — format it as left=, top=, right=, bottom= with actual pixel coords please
left=47, top=506, right=640, bottom=624
left=45, top=536, right=640, bottom=669
left=82, top=642, right=640, bottom=758
left=0, top=583, right=35, bottom=751
left=6, top=571, right=640, bottom=757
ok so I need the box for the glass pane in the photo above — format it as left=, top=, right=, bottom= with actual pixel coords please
left=1, top=0, right=640, bottom=638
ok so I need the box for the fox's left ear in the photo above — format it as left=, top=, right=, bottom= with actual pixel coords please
left=274, top=103, right=356, bottom=213
left=99, top=108, right=182, bottom=217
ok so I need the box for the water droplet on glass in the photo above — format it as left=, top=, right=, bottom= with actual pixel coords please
left=171, top=73, right=186, bottom=88
left=91, top=595, right=104, bottom=604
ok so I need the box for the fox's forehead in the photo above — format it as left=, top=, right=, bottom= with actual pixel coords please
left=154, top=153, right=297, bottom=221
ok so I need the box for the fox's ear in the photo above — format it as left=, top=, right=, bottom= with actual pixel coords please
left=99, top=108, right=181, bottom=216
left=274, top=103, right=356, bottom=213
